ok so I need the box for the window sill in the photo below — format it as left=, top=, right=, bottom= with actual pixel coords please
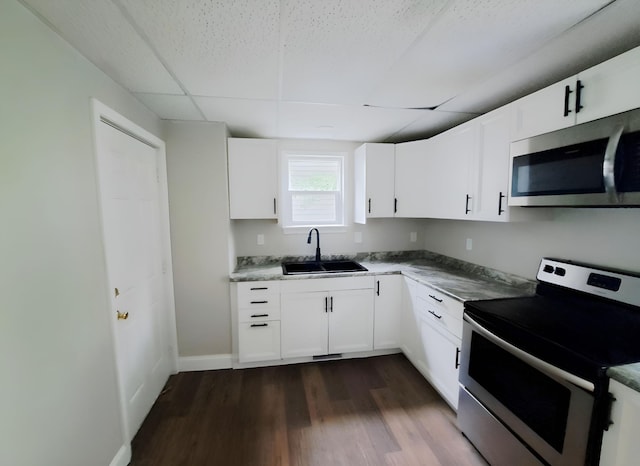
left=281, top=225, right=348, bottom=235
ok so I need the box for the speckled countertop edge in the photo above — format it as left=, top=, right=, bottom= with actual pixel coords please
left=230, top=250, right=537, bottom=303
left=608, top=363, right=640, bottom=392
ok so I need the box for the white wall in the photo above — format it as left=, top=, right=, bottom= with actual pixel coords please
left=232, top=139, right=424, bottom=259
left=0, top=1, right=162, bottom=465
left=164, top=121, right=232, bottom=357
left=422, top=209, right=640, bottom=280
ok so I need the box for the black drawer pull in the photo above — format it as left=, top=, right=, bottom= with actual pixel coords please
left=250, top=323, right=268, bottom=328
left=250, top=313, right=269, bottom=318
left=428, top=309, right=443, bottom=319
left=455, top=347, right=461, bottom=369
left=250, top=300, right=268, bottom=304
left=250, top=287, right=268, bottom=290
left=428, top=294, right=443, bottom=303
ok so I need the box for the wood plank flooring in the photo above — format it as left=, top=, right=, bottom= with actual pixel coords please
left=130, top=354, right=486, bottom=466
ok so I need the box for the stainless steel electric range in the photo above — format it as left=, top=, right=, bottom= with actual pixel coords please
left=458, top=258, right=640, bottom=466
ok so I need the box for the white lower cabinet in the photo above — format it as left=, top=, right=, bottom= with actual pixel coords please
left=404, top=278, right=463, bottom=410
left=237, top=281, right=281, bottom=363
left=401, top=277, right=429, bottom=377
left=280, top=276, right=375, bottom=359
left=599, top=379, right=640, bottom=466
left=373, top=274, right=402, bottom=350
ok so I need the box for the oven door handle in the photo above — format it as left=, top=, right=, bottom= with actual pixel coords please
left=464, top=314, right=595, bottom=393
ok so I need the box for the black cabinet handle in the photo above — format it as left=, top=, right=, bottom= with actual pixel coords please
left=455, top=347, right=461, bottom=369
left=330, top=296, right=333, bottom=312
left=575, top=80, right=584, bottom=114
left=563, top=85, right=573, bottom=117
left=498, top=192, right=505, bottom=215
left=325, top=297, right=328, bottom=313
left=250, top=287, right=268, bottom=291
left=429, top=294, right=443, bottom=303
left=368, top=198, right=371, bottom=214
left=273, top=198, right=277, bottom=215
left=428, top=309, right=442, bottom=319
left=250, top=300, right=268, bottom=304
left=465, top=194, right=471, bottom=214
left=394, top=198, right=398, bottom=214
left=250, top=323, right=268, bottom=328
left=250, top=313, right=269, bottom=318
left=376, top=280, right=380, bottom=296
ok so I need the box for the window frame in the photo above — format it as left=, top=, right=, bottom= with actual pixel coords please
left=279, top=150, right=346, bottom=231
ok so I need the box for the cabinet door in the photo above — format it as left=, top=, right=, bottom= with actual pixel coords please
left=238, top=321, right=280, bottom=363
left=429, top=122, right=478, bottom=220
left=354, top=143, right=395, bottom=223
left=281, top=292, right=328, bottom=358
left=373, top=275, right=402, bottom=350
left=576, top=46, right=640, bottom=125
left=420, top=318, right=461, bottom=409
left=600, top=379, right=640, bottom=466
left=228, top=138, right=278, bottom=219
left=394, top=139, right=432, bottom=217
left=400, top=278, right=428, bottom=377
left=329, top=289, right=374, bottom=354
left=512, top=77, right=576, bottom=141
left=475, top=107, right=512, bottom=221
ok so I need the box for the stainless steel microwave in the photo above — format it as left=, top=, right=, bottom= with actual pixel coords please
left=509, top=108, right=640, bottom=207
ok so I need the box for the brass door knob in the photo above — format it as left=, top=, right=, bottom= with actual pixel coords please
left=117, top=310, right=129, bottom=320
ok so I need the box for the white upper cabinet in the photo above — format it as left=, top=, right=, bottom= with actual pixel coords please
left=228, top=138, right=278, bottom=219
left=575, top=46, right=640, bottom=125
left=429, top=121, right=479, bottom=220
left=354, top=143, right=396, bottom=223
left=512, top=77, right=576, bottom=141
left=394, top=139, right=432, bottom=218
left=513, top=45, right=640, bottom=141
left=474, top=107, right=513, bottom=221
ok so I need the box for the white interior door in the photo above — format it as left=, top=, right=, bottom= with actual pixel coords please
left=95, top=117, right=173, bottom=442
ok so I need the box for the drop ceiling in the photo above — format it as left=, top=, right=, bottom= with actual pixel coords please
left=20, top=0, right=640, bottom=142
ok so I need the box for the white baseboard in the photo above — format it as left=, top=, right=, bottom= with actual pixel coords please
left=109, top=444, right=131, bottom=466
left=178, top=354, right=233, bottom=372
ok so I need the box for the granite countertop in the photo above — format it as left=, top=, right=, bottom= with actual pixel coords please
left=608, top=363, right=640, bottom=392
left=230, top=250, right=537, bottom=303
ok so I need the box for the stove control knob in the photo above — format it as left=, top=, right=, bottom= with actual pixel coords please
left=554, top=267, right=566, bottom=276
left=543, top=265, right=555, bottom=273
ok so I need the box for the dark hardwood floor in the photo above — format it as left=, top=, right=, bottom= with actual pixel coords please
left=130, top=354, right=487, bottom=466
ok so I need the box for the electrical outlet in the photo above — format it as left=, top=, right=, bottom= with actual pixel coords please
left=410, top=231, right=417, bottom=242
left=354, top=232, right=363, bottom=243
left=257, top=234, right=265, bottom=246
left=466, top=238, right=473, bottom=251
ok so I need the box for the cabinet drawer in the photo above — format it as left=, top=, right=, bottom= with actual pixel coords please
left=238, top=321, right=281, bottom=363
left=416, top=296, right=463, bottom=338
left=416, top=284, right=463, bottom=321
left=237, top=281, right=280, bottom=308
left=238, top=307, right=281, bottom=323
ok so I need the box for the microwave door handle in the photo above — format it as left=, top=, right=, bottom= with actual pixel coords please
left=603, top=125, right=625, bottom=203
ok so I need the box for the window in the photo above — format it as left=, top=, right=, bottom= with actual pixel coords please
left=280, top=152, right=345, bottom=228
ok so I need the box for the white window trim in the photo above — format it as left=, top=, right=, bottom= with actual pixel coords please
left=279, top=150, right=347, bottom=232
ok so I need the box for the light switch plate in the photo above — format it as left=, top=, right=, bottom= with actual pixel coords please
left=257, top=234, right=265, bottom=245
left=466, top=238, right=473, bottom=250
left=354, top=232, right=363, bottom=243
left=410, top=231, right=417, bottom=242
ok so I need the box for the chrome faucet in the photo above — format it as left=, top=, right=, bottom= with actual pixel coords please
left=307, top=228, right=321, bottom=262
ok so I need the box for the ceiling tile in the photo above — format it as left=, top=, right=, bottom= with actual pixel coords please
left=280, top=0, right=448, bottom=105
left=133, top=94, right=204, bottom=121
left=22, top=0, right=182, bottom=94
left=277, top=102, right=427, bottom=142
left=119, top=0, right=281, bottom=99
left=368, top=0, right=611, bottom=109
left=194, top=97, right=279, bottom=138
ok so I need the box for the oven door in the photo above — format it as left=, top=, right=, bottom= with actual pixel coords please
left=458, top=314, right=595, bottom=466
